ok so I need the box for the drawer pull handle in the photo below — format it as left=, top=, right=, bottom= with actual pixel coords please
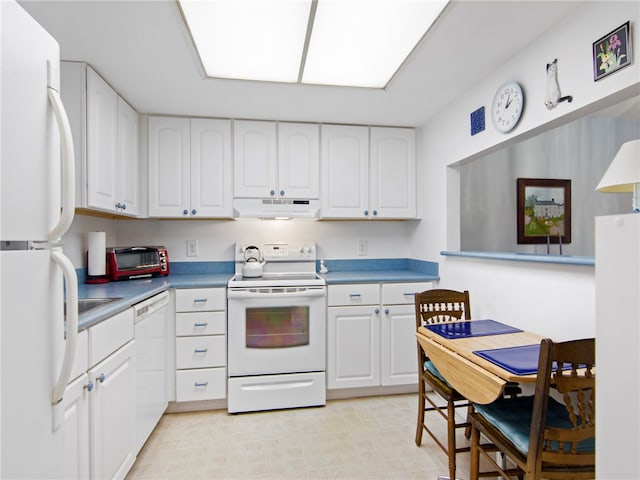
left=403, top=292, right=416, bottom=296
left=193, top=322, right=209, bottom=328
left=193, top=298, right=208, bottom=304
left=194, top=348, right=208, bottom=354
left=194, top=382, right=208, bottom=388
left=349, top=293, right=361, bottom=298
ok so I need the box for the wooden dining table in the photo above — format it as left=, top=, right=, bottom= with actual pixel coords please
left=416, top=319, right=545, bottom=404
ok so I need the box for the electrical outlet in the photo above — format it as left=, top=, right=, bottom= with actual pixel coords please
left=187, top=239, right=198, bottom=257
left=358, top=240, right=368, bottom=256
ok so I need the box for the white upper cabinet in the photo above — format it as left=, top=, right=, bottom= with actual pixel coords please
left=233, top=120, right=277, bottom=198
left=148, top=116, right=232, bottom=218
left=278, top=122, right=319, bottom=199
left=61, top=62, right=139, bottom=216
left=369, top=127, right=416, bottom=219
left=320, top=124, right=369, bottom=218
left=321, top=125, right=416, bottom=219
left=234, top=120, right=319, bottom=199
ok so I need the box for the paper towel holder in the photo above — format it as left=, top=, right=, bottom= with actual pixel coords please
left=85, top=231, right=109, bottom=284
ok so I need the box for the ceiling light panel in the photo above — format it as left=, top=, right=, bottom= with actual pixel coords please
left=179, top=0, right=312, bottom=83
left=302, top=0, right=448, bottom=88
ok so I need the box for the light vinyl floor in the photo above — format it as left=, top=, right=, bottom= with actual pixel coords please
left=126, top=393, right=473, bottom=480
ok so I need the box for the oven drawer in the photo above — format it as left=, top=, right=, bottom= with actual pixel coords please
left=176, top=336, right=226, bottom=369
left=328, top=284, right=380, bottom=306
left=175, top=288, right=226, bottom=312
left=176, top=311, right=226, bottom=336
left=176, top=368, right=226, bottom=402
left=381, top=282, right=433, bottom=305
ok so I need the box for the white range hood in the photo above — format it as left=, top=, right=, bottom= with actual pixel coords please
left=233, top=198, right=320, bottom=219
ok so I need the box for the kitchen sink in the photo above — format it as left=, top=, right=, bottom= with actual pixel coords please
left=65, top=297, right=122, bottom=316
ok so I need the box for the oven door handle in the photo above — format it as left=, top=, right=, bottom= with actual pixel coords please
left=228, top=288, right=326, bottom=299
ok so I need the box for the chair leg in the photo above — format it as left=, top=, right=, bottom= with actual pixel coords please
left=464, top=403, right=473, bottom=439
left=470, top=425, right=480, bottom=480
left=447, top=398, right=456, bottom=480
left=415, top=381, right=425, bottom=446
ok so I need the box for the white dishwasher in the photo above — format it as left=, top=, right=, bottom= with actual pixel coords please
left=133, top=291, right=169, bottom=453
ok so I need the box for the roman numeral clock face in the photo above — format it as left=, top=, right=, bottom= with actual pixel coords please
left=491, top=81, right=524, bottom=133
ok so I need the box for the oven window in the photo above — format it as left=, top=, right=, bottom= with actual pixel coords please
left=246, top=306, right=310, bottom=348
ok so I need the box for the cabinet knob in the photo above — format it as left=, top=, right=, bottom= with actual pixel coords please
left=183, top=209, right=189, bottom=215
left=84, top=381, right=94, bottom=392
left=97, top=373, right=106, bottom=383
left=373, top=210, right=378, bottom=216
left=270, top=190, right=275, bottom=196
left=384, top=309, right=390, bottom=315
left=364, top=210, right=369, bottom=216
left=280, top=190, right=285, bottom=196
left=374, top=308, right=380, bottom=314
left=191, top=209, right=197, bottom=215
left=122, top=203, right=127, bottom=210
left=115, top=202, right=121, bottom=209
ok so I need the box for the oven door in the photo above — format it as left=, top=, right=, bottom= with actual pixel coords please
left=227, top=286, right=326, bottom=376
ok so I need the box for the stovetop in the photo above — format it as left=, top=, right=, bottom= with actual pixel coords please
left=229, top=240, right=325, bottom=288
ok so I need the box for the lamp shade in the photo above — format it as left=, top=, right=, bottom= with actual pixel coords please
left=595, top=139, right=640, bottom=192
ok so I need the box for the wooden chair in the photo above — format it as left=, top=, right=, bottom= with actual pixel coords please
left=469, top=337, right=595, bottom=480
left=415, top=289, right=473, bottom=480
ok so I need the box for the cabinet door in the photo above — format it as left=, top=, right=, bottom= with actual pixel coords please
left=89, top=341, right=136, bottom=480
left=86, top=67, right=118, bottom=212
left=233, top=120, right=277, bottom=198
left=369, top=127, right=416, bottom=219
left=380, top=304, right=419, bottom=386
left=63, top=374, right=90, bottom=480
left=191, top=118, right=233, bottom=217
left=148, top=116, right=190, bottom=217
left=320, top=125, right=369, bottom=218
left=116, top=97, right=139, bottom=216
left=278, top=122, right=319, bottom=199
left=327, top=306, right=380, bottom=389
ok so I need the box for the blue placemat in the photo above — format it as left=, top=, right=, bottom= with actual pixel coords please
left=425, top=319, right=523, bottom=339
left=473, top=344, right=540, bottom=375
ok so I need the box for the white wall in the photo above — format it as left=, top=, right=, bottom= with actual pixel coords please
left=413, top=0, right=640, bottom=340
left=64, top=214, right=415, bottom=267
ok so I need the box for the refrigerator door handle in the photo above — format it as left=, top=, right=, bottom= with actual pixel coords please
left=47, top=75, right=75, bottom=242
left=51, top=248, right=78, bottom=408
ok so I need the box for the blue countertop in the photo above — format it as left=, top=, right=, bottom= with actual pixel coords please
left=75, top=258, right=439, bottom=331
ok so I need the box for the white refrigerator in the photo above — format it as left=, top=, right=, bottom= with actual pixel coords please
left=1, top=1, right=81, bottom=478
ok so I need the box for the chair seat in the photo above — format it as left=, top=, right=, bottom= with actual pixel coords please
left=473, top=396, right=595, bottom=456
left=424, top=360, right=448, bottom=383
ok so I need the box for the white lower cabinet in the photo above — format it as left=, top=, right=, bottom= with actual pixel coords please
left=63, top=374, right=90, bottom=480
left=174, top=288, right=227, bottom=402
left=327, top=282, right=432, bottom=390
left=87, top=308, right=136, bottom=480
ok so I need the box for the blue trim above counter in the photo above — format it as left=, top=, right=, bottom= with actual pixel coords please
left=319, top=258, right=439, bottom=284
left=441, top=250, right=594, bottom=267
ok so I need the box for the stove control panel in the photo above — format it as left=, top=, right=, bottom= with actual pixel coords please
left=236, top=241, right=316, bottom=262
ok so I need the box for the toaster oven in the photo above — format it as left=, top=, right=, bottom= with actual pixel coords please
left=106, top=246, right=169, bottom=281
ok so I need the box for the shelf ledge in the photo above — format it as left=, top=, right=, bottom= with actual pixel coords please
left=440, top=250, right=594, bottom=267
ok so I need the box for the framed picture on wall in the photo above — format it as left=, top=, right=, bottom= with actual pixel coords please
left=593, top=21, right=631, bottom=81
left=517, top=178, right=571, bottom=245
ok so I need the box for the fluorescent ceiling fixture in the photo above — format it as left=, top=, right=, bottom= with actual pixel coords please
left=178, top=0, right=449, bottom=88
left=179, top=0, right=312, bottom=83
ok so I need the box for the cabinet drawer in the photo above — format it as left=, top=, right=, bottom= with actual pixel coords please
left=328, top=284, right=380, bottom=306
left=176, top=368, right=226, bottom=402
left=89, top=308, right=134, bottom=367
left=175, top=288, right=225, bottom=312
left=382, top=282, right=433, bottom=305
left=176, top=311, right=226, bottom=337
left=176, top=336, right=226, bottom=369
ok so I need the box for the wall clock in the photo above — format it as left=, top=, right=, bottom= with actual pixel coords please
left=491, top=81, right=524, bottom=133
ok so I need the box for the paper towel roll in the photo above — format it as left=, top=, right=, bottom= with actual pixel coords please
left=87, top=231, right=106, bottom=276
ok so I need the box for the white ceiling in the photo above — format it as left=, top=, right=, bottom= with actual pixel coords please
left=20, top=0, right=582, bottom=127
